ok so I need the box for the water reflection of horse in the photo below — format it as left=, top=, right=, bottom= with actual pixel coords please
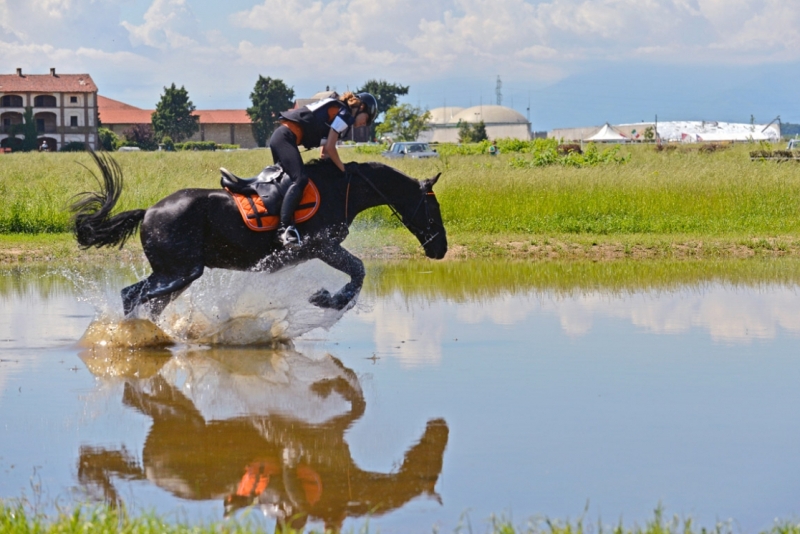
left=70, top=152, right=447, bottom=319
left=78, top=347, right=449, bottom=532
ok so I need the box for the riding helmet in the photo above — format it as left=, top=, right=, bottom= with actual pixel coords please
left=356, top=92, right=378, bottom=125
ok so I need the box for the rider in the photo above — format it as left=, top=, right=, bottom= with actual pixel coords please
left=271, top=91, right=378, bottom=247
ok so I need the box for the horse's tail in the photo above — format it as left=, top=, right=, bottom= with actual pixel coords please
left=70, top=150, right=145, bottom=249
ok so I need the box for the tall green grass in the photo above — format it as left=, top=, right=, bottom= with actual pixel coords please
left=2, top=502, right=799, bottom=534
left=1, top=144, right=799, bottom=236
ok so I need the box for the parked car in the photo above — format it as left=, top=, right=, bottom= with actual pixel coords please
left=382, top=142, right=438, bottom=159
left=788, top=138, right=799, bottom=150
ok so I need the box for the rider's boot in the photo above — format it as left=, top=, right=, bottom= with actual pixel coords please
left=278, top=225, right=302, bottom=248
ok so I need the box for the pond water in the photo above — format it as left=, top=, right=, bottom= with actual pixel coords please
left=2, top=259, right=800, bottom=533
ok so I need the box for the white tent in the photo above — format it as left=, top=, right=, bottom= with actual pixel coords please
left=585, top=123, right=628, bottom=143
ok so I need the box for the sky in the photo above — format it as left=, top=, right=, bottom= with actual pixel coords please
left=1, top=0, right=799, bottom=130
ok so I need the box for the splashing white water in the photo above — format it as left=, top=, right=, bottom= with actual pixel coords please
left=159, top=260, right=354, bottom=344
left=69, top=259, right=357, bottom=346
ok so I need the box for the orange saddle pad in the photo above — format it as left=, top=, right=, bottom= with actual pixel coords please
left=226, top=180, right=320, bottom=232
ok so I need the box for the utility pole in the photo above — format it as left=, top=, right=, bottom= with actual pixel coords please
left=527, top=92, right=532, bottom=138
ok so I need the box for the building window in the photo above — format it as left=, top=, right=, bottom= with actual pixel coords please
left=70, top=96, right=78, bottom=104
left=1, top=95, right=23, bottom=107
left=34, top=95, right=57, bottom=107
left=70, top=116, right=78, bottom=127
left=36, top=119, right=45, bottom=132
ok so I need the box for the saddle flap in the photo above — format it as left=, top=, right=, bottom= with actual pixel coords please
left=256, top=164, right=284, bottom=183
left=220, top=164, right=286, bottom=195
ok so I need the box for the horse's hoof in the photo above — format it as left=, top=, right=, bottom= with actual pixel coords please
left=309, top=289, right=333, bottom=308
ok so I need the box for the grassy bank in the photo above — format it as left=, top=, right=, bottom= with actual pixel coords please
left=1, top=502, right=799, bottom=534
left=1, top=145, right=799, bottom=261
left=6, top=231, right=800, bottom=265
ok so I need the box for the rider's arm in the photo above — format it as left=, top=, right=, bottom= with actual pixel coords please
left=322, top=129, right=345, bottom=172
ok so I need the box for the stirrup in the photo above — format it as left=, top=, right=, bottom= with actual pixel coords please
left=278, top=226, right=301, bottom=247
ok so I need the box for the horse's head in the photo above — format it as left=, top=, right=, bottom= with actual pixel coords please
left=402, top=173, right=447, bottom=260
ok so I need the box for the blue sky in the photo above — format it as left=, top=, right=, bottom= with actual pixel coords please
left=1, top=0, right=798, bottom=130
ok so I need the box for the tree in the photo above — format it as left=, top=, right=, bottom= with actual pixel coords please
left=457, top=120, right=488, bottom=143
left=375, top=104, right=431, bottom=142
left=151, top=83, right=199, bottom=143
left=247, top=76, right=295, bottom=148
left=356, top=80, right=410, bottom=140
left=19, top=107, right=39, bottom=152
left=356, top=80, right=409, bottom=117
left=122, top=123, right=158, bottom=151
left=2, top=107, right=37, bottom=152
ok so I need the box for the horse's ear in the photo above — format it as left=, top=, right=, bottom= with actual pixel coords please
left=423, top=173, right=442, bottom=191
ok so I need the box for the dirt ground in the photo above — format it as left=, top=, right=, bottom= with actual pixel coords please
left=3, top=233, right=800, bottom=266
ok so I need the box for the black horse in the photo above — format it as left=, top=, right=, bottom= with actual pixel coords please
left=71, top=152, right=447, bottom=318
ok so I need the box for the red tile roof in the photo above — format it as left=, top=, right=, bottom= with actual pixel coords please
left=97, top=95, right=252, bottom=125
left=97, top=95, right=142, bottom=110
left=195, top=109, right=251, bottom=124
left=0, top=73, right=97, bottom=93
left=99, top=107, right=153, bottom=125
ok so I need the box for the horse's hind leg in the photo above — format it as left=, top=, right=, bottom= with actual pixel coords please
left=121, top=265, right=204, bottom=319
left=122, top=280, right=148, bottom=316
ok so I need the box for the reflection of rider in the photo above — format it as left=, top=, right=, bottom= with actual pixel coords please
left=271, top=92, right=378, bottom=248
left=77, top=348, right=449, bottom=533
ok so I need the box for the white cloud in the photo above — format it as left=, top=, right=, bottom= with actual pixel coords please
left=2, top=0, right=799, bottom=113
left=224, top=0, right=800, bottom=88
left=121, top=0, right=199, bottom=50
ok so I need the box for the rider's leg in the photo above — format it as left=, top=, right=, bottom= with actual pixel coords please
left=269, top=126, right=307, bottom=246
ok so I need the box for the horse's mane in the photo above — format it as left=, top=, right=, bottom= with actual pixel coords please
left=305, top=159, right=422, bottom=187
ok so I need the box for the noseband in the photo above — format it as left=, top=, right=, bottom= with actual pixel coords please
left=346, top=167, right=443, bottom=247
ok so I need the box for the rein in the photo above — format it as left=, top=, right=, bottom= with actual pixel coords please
left=345, top=167, right=441, bottom=247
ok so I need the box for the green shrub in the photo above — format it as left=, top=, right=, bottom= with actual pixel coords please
left=176, top=141, right=218, bottom=151
left=508, top=141, right=629, bottom=168
left=97, top=128, right=121, bottom=151
left=160, top=135, right=175, bottom=151
left=354, top=143, right=389, bottom=155
left=59, top=141, right=87, bottom=152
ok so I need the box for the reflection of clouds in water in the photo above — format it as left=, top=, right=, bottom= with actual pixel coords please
left=356, top=286, right=800, bottom=363
left=356, top=292, right=445, bottom=368
left=542, top=288, right=800, bottom=342
left=0, top=293, right=90, bottom=348
left=456, top=294, right=531, bottom=325
left=0, top=291, right=94, bottom=398
left=495, top=287, right=800, bottom=343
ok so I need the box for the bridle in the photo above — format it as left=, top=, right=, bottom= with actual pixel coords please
left=345, top=167, right=443, bottom=248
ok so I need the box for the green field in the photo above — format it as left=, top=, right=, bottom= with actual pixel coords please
left=1, top=144, right=799, bottom=261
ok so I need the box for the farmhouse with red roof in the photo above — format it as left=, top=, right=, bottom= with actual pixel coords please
left=98, top=95, right=258, bottom=149
left=0, top=68, right=99, bottom=151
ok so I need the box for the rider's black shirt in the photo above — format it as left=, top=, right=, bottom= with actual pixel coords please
left=280, top=98, right=355, bottom=149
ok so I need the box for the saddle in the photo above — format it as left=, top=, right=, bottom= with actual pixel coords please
left=221, top=164, right=320, bottom=232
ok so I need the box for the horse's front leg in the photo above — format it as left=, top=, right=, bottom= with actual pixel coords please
left=309, top=244, right=365, bottom=310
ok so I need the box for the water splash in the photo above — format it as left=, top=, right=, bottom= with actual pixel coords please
left=69, top=259, right=356, bottom=347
